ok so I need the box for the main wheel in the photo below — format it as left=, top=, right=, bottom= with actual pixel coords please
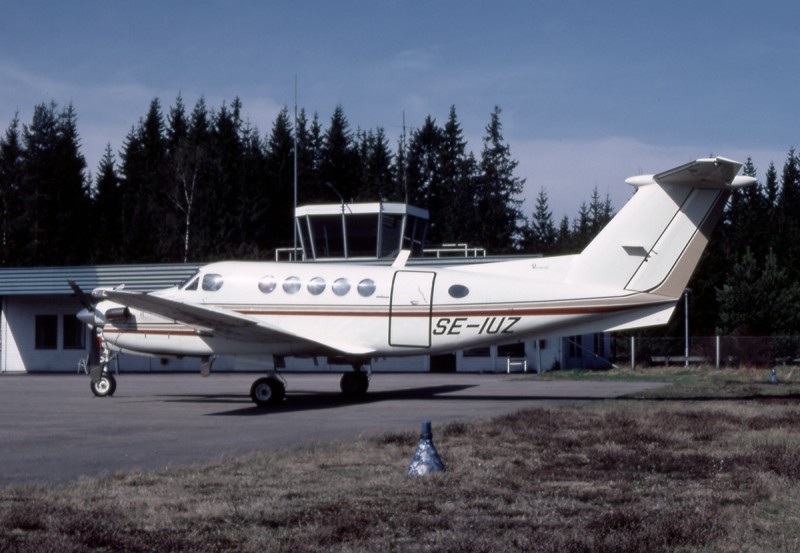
left=340, top=371, right=369, bottom=398
left=90, top=373, right=116, bottom=397
left=250, top=377, right=286, bottom=407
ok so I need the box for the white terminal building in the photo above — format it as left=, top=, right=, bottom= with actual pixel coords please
left=0, top=202, right=610, bottom=375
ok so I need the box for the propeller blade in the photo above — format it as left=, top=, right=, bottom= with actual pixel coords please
left=68, top=280, right=94, bottom=311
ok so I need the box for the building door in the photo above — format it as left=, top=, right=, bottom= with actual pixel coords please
left=389, top=270, right=435, bottom=348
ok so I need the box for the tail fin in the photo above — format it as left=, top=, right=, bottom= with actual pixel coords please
left=566, top=157, right=756, bottom=299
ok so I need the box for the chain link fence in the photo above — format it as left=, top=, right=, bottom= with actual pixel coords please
left=611, top=335, right=800, bottom=368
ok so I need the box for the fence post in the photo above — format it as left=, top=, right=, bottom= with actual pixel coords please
left=631, top=336, right=636, bottom=369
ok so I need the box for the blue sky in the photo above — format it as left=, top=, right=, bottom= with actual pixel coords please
left=1, top=1, right=797, bottom=220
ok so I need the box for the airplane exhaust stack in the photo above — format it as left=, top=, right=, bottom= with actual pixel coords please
left=407, top=420, right=446, bottom=476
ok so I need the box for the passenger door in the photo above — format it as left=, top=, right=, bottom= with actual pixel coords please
left=388, top=270, right=435, bottom=348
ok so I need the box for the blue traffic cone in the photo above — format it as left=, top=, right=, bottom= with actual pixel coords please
left=407, top=420, right=446, bottom=476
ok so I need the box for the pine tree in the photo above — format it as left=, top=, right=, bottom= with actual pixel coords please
left=355, top=127, right=396, bottom=202
left=439, top=106, right=477, bottom=244
left=296, top=110, right=324, bottom=204
left=406, top=116, right=443, bottom=242
left=320, top=105, right=358, bottom=203
left=0, top=114, right=23, bottom=265
left=120, top=98, right=167, bottom=262
left=717, top=248, right=800, bottom=335
left=528, top=188, right=556, bottom=253
left=264, top=107, right=295, bottom=248
left=571, top=202, right=591, bottom=250
left=775, top=149, right=800, bottom=273
left=18, top=102, right=89, bottom=265
left=238, top=119, right=268, bottom=255
left=475, top=106, right=525, bottom=252
left=92, top=144, right=123, bottom=263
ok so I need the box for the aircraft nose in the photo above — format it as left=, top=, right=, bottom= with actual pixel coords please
left=77, top=307, right=97, bottom=326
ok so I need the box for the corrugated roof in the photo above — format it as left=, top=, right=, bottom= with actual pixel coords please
left=0, top=264, right=201, bottom=295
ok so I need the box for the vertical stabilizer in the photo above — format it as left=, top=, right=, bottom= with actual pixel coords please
left=566, top=157, right=755, bottom=299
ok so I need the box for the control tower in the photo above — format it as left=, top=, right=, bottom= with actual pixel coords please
left=294, top=202, right=429, bottom=261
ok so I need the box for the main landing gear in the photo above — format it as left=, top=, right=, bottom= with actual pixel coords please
left=250, top=375, right=287, bottom=407
left=248, top=360, right=371, bottom=408
left=339, top=368, right=370, bottom=398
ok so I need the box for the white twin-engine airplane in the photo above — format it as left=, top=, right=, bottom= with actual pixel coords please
left=76, top=157, right=755, bottom=407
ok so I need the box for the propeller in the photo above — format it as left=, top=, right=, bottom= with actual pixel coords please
left=68, top=280, right=103, bottom=366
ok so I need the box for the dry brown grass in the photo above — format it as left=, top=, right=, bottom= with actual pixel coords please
left=3, top=370, right=800, bottom=552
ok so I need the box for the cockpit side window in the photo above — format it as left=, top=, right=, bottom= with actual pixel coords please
left=202, top=273, right=224, bottom=292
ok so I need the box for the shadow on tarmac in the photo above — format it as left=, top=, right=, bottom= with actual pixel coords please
left=154, top=382, right=615, bottom=416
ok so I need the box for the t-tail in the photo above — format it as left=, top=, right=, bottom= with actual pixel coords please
left=567, top=157, right=756, bottom=302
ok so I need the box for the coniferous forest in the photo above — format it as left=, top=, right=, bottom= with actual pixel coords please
left=0, top=96, right=798, bottom=337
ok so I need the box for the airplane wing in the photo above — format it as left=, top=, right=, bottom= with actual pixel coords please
left=97, top=289, right=375, bottom=355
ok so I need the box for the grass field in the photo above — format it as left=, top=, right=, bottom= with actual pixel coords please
left=3, top=367, right=800, bottom=552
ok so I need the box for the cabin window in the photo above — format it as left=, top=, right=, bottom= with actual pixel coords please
left=332, top=278, right=351, bottom=296
left=448, top=284, right=469, bottom=298
left=357, top=278, right=376, bottom=297
left=35, top=315, right=58, bottom=350
left=258, top=276, right=277, bottom=294
left=283, top=276, right=301, bottom=294
left=202, top=274, right=224, bottom=292
left=307, top=277, right=326, bottom=295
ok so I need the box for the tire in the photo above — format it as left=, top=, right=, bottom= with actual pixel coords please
left=250, top=377, right=285, bottom=407
left=340, top=371, right=369, bottom=398
left=91, top=373, right=116, bottom=397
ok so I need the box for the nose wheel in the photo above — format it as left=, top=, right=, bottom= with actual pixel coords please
left=90, top=372, right=117, bottom=397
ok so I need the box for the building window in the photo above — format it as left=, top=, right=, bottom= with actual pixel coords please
left=568, top=335, right=582, bottom=358
left=463, top=347, right=490, bottom=357
left=594, top=333, right=605, bottom=357
left=498, top=342, right=525, bottom=358
left=35, top=315, right=58, bottom=350
left=63, top=315, right=85, bottom=349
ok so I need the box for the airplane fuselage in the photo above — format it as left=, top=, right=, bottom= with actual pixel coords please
left=95, top=257, right=672, bottom=361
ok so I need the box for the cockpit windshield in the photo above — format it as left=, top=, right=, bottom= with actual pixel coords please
left=178, top=271, right=200, bottom=290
